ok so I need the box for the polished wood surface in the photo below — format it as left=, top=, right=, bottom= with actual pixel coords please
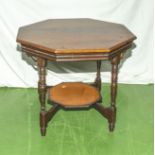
left=17, top=18, right=136, bottom=54
left=16, top=18, right=136, bottom=136
left=21, top=42, right=132, bottom=62
left=94, top=60, right=102, bottom=91
left=49, top=82, right=101, bottom=108
left=37, top=57, right=47, bottom=135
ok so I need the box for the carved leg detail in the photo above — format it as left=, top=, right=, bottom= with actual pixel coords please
left=94, top=60, right=102, bottom=91
left=37, top=57, right=47, bottom=136
left=109, top=56, right=120, bottom=131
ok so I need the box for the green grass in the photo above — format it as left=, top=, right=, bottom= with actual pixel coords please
left=0, top=84, right=153, bottom=155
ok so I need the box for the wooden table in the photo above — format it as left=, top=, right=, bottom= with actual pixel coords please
left=16, top=18, right=136, bottom=136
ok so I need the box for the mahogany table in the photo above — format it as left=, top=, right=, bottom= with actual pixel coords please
left=16, top=18, right=136, bottom=136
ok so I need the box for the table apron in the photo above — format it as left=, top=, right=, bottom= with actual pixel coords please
left=21, top=42, right=132, bottom=62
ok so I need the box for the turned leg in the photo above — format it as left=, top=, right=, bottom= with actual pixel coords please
left=37, top=57, right=47, bottom=136
left=94, top=60, right=102, bottom=91
left=109, top=56, right=120, bottom=131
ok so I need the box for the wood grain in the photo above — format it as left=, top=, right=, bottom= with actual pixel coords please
left=48, top=82, right=101, bottom=107
left=17, top=18, right=136, bottom=54
left=16, top=19, right=137, bottom=135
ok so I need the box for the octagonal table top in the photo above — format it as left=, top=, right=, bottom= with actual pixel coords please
left=17, top=18, right=136, bottom=54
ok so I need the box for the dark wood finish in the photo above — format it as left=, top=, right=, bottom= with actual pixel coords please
left=94, top=60, right=102, bottom=91
left=45, top=104, right=60, bottom=124
left=17, top=18, right=136, bottom=54
left=37, top=57, right=47, bottom=136
left=21, top=42, right=132, bottom=62
left=39, top=104, right=60, bottom=136
left=94, top=103, right=113, bottom=123
left=16, top=18, right=136, bottom=136
left=109, top=55, right=120, bottom=131
left=48, top=82, right=101, bottom=108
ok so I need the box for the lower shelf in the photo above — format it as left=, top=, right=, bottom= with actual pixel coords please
left=48, top=82, right=101, bottom=108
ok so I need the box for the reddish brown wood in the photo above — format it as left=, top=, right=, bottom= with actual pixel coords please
left=21, top=42, right=132, bottom=62
left=48, top=82, right=101, bottom=108
left=17, top=18, right=136, bottom=54
left=94, top=60, right=102, bottom=91
left=94, top=103, right=112, bottom=121
left=16, top=19, right=136, bottom=136
left=37, top=57, right=47, bottom=136
left=93, top=56, right=120, bottom=132
left=46, top=104, right=60, bottom=123
left=109, top=55, right=120, bottom=131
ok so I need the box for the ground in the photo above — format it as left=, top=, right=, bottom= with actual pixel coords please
left=0, top=84, right=153, bottom=155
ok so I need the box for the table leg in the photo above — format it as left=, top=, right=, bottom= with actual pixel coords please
left=94, top=60, right=102, bottom=91
left=37, top=57, right=47, bottom=136
left=109, top=55, right=120, bottom=131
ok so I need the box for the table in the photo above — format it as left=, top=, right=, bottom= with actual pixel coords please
left=16, top=18, right=136, bottom=136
